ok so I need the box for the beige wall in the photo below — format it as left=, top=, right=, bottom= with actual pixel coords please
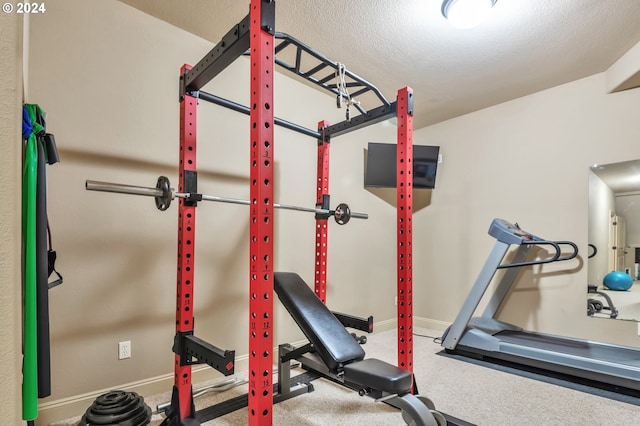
left=24, top=0, right=640, bottom=423
left=413, top=74, right=640, bottom=342
left=0, top=10, right=24, bottom=426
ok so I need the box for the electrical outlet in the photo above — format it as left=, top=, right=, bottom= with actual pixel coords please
left=118, top=341, right=131, bottom=360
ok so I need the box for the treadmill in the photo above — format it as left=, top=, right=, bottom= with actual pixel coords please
left=441, top=218, right=640, bottom=393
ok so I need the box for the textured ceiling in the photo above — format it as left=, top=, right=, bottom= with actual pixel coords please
left=118, top=0, right=640, bottom=129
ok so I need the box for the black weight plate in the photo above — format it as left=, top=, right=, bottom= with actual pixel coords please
left=155, top=176, right=172, bottom=211
left=334, top=203, right=351, bottom=225
left=79, top=390, right=151, bottom=426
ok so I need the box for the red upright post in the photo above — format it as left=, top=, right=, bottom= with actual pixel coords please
left=248, top=0, right=275, bottom=424
left=175, top=64, right=198, bottom=420
left=396, top=87, right=414, bottom=386
left=314, top=121, right=330, bottom=304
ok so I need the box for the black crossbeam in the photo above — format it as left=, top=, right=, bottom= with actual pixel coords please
left=196, top=91, right=321, bottom=139
left=194, top=371, right=317, bottom=423
left=326, top=102, right=397, bottom=138
left=184, top=14, right=251, bottom=92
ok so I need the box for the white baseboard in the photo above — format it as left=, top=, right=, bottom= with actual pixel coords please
left=36, top=317, right=448, bottom=425
left=371, top=317, right=397, bottom=332
left=414, top=317, right=451, bottom=333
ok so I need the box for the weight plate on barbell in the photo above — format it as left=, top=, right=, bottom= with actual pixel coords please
left=334, top=203, right=351, bottom=225
left=155, top=176, right=172, bottom=211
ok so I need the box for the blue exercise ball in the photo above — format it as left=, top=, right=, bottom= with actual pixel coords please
left=603, top=271, right=634, bottom=291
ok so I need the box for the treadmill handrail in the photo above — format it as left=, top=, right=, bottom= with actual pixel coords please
left=497, top=241, right=560, bottom=269
left=496, top=239, right=578, bottom=269
left=554, top=241, right=579, bottom=262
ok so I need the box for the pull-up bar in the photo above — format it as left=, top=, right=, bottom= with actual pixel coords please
left=180, top=9, right=397, bottom=140
left=270, top=32, right=391, bottom=111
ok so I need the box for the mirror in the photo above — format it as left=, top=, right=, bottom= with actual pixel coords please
left=588, top=159, right=640, bottom=321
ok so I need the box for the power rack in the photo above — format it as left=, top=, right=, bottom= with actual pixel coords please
left=164, top=1, right=415, bottom=424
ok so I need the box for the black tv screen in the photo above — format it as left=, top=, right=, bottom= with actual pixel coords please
left=365, top=142, right=440, bottom=189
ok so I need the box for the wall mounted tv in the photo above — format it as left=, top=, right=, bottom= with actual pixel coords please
left=364, top=142, right=440, bottom=189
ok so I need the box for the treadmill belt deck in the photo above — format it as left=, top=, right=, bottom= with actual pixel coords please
left=497, top=330, right=640, bottom=368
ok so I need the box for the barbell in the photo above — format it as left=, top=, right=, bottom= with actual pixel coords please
left=85, top=176, right=367, bottom=225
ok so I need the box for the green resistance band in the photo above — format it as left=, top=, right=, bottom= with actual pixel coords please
left=22, top=104, right=43, bottom=421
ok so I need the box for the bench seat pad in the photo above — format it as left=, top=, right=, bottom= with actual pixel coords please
left=343, top=358, right=413, bottom=395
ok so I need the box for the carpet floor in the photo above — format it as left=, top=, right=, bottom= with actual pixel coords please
left=51, top=327, right=640, bottom=425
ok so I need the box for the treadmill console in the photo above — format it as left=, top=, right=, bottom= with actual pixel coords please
left=488, top=218, right=540, bottom=245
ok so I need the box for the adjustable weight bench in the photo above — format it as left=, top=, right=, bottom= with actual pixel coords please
left=274, top=272, right=443, bottom=426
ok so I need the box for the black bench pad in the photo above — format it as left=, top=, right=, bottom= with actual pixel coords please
left=275, top=272, right=413, bottom=396
left=274, top=272, right=365, bottom=372
left=343, top=358, right=413, bottom=395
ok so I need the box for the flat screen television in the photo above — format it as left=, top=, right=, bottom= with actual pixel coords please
left=364, top=142, right=440, bottom=189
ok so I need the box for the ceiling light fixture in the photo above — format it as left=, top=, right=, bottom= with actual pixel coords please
left=441, top=0, right=497, bottom=29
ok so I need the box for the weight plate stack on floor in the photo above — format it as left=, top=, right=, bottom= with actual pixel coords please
left=79, top=390, right=151, bottom=426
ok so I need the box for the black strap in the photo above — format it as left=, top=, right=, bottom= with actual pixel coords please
left=47, top=220, right=63, bottom=289
left=36, top=109, right=62, bottom=289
